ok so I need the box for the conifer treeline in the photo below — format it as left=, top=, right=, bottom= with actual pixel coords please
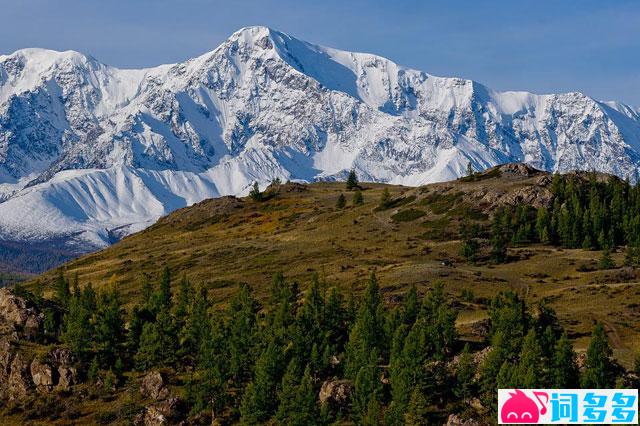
left=485, top=173, right=640, bottom=263
left=17, top=268, right=634, bottom=424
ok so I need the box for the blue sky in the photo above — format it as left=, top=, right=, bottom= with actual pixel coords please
left=2, top=0, right=639, bottom=105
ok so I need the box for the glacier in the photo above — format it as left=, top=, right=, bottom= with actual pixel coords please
left=1, top=26, right=640, bottom=254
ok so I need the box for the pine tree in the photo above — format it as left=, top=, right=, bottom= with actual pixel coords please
left=126, top=305, right=147, bottom=355
left=353, top=350, right=382, bottom=423
left=227, top=284, right=259, bottom=386
left=404, top=385, right=430, bottom=426
left=599, top=248, right=615, bottom=269
left=135, top=322, right=162, bottom=370
left=240, top=342, right=285, bottom=424
left=454, top=343, right=475, bottom=405
left=466, top=161, right=474, bottom=177
left=43, top=307, right=59, bottom=339
left=61, top=291, right=93, bottom=362
left=323, top=287, right=348, bottom=349
left=277, top=363, right=320, bottom=426
left=189, top=313, right=228, bottom=419
left=422, top=282, right=458, bottom=359
left=479, top=331, right=508, bottom=412
left=249, top=182, right=262, bottom=201
left=344, top=273, right=385, bottom=378
left=581, top=322, right=617, bottom=388
left=88, top=356, right=99, bottom=382
left=159, top=266, right=172, bottom=309
left=551, top=333, right=580, bottom=388
left=379, top=188, right=391, bottom=209
left=387, top=325, right=411, bottom=426
left=490, top=209, right=509, bottom=263
left=336, top=193, right=346, bottom=209
left=94, top=290, right=125, bottom=367
left=141, top=274, right=154, bottom=307
left=535, top=208, right=550, bottom=242
left=276, top=359, right=302, bottom=424
left=624, top=243, right=640, bottom=266
left=174, top=273, right=192, bottom=324
left=497, top=360, right=516, bottom=388
left=346, top=169, right=359, bottom=190
left=488, top=291, right=529, bottom=356
left=402, top=285, right=419, bottom=326
left=294, top=366, right=320, bottom=425
left=353, top=189, right=364, bottom=206
left=135, top=305, right=177, bottom=369
left=460, top=237, right=479, bottom=262
left=515, top=329, right=544, bottom=387
left=362, top=398, right=382, bottom=426
left=179, top=285, right=209, bottom=360
left=421, top=360, right=451, bottom=407
left=54, top=271, right=71, bottom=309
left=113, top=357, right=124, bottom=385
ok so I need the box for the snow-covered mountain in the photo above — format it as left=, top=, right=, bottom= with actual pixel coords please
left=1, top=26, right=640, bottom=253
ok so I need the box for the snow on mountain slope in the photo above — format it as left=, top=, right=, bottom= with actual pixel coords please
left=1, top=26, right=640, bottom=251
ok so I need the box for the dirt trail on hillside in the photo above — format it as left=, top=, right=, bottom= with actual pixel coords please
left=602, top=319, right=626, bottom=349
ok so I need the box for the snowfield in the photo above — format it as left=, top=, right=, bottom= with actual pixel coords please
left=1, top=26, right=640, bottom=250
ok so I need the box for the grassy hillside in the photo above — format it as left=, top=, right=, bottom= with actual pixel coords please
left=32, top=165, right=640, bottom=366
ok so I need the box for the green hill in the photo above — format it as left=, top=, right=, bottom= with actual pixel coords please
left=32, top=164, right=639, bottom=364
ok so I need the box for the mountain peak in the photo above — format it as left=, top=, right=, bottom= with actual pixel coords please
left=3, top=47, right=95, bottom=67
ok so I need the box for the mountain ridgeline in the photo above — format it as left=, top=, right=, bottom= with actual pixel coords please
left=1, top=26, right=640, bottom=255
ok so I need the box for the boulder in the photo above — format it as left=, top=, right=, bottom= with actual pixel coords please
left=144, top=396, right=182, bottom=426
left=141, top=371, right=170, bottom=401
left=497, top=163, right=541, bottom=177
left=319, top=379, right=353, bottom=407
left=576, top=352, right=587, bottom=370
left=57, top=366, right=77, bottom=391
left=0, top=340, right=34, bottom=401
left=8, top=353, right=32, bottom=401
left=30, top=357, right=55, bottom=393
left=48, top=347, right=78, bottom=391
left=471, top=347, right=492, bottom=367
left=49, top=347, right=75, bottom=366
left=445, top=414, right=483, bottom=426
left=0, top=288, right=43, bottom=339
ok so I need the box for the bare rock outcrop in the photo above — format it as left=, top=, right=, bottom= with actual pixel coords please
left=0, top=288, right=43, bottom=339
left=29, top=347, right=78, bottom=393
left=0, top=337, right=33, bottom=400
left=30, top=357, right=55, bottom=393
left=48, top=347, right=78, bottom=391
left=141, top=370, right=170, bottom=401
left=144, top=396, right=183, bottom=426
left=8, top=353, right=32, bottom=400
left=319, top=379, right=353, bottom=407
left=0, top=338, right=78, bottom=400
left=445, top=413, right=483, bottom=426
left=496, top=163, right=541, bottom=177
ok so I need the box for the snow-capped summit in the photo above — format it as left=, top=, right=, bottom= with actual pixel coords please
left=1, top=26, right=640, bottom=252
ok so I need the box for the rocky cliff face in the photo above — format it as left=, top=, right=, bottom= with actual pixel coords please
left=1, top=26, right=640, bottom=251
left=0, top=289, right=77, bottom=401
